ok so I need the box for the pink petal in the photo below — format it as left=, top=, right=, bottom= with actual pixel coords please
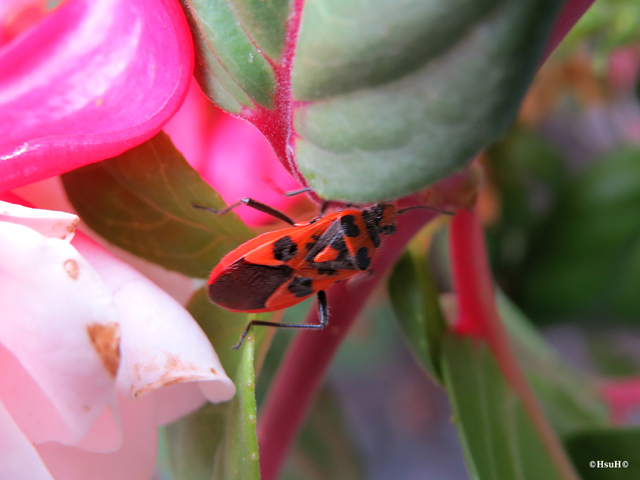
left=200, top=113, right=304, bottom=225
left=150, top=382, right=207, bottom=426
left=164, top=78, right=305, bottom=226
left=0, top=399, right=54, bottom=480
left=0, top=198, right=78, bottom=239
left=37, top=394, right=158, bottom=480
left=7, top=182, right=197, bottom=305
left=0, top=1, right=54, bottom=49
left=72, top=234, right=236, bottom=403
left=0, top=221, right=119, bottom=445
left=0, top=0, right=194, bottom=193
left=163, top=78, right=215, bottom=172
left=71, top=405, right=122, bottom=454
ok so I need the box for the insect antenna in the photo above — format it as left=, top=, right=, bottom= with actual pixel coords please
left=283, top=186, right=312, bottom=197
left=396, top=205, right=455, bottom=216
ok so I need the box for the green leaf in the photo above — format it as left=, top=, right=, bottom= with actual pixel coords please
left=292, top=0, right=565, bottom=201
left=166, top=402, right=228, bottom=480
left=520, top=147, right=640, bottom=322
left=167, top=290, right=269, bottom=480
left=181, top=0, right=288, bottom=112
left=281, top=387, right=365, bottom=480
left=565, top=428, right=640, bottom=480
left=484, top=129, right=568, bottom=293
left=388, top=249, right=447, bottom=383
left=442, top=334, right=569, bottom=480
left=186, top=0, right=566, bottom=202
left=61, top=132, right=252, bottom=278
left=216, top=334, right=261, bottom=479
left=498, top=294, right=610, bottom=437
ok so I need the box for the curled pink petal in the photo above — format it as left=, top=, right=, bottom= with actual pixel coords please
left=72, top=234, right=236, bottom=403
left=0, top=221, right=119, bottom=445
left=0, top=0, right=193, bottom=193
left=0, top=199, right=78, bottom=239
left=37, top=395, right=157, bottom=480
left=0, top=400, right=54, bottom=480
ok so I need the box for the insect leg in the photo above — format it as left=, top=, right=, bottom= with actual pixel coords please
left=231, top=291, right=329, bottom=350
left=193, top=198, right=295, bottom=225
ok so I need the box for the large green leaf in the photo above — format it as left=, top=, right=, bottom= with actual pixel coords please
left=167, top=289, right=270, bottom=480
left=61, top=132, right=252, bottom=278
left=184, top=0, right=565, bottom=202
left=565, top=428, right=640, bottom=480
left=442, top=334, right=571, bottom=480
left=388, top=249, right=447, bottom=383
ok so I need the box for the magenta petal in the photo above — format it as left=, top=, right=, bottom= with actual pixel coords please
left=0, top=0, right=194, bottom=193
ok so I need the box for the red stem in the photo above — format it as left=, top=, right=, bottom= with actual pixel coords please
left=449, top=209, right=579, bottom=480
left=542, top=0, right=595, bottom=63
left=257, top=209, right=436, bottom=480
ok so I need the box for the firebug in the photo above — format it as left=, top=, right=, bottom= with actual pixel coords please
left=194, top=190, right=448, bottom=348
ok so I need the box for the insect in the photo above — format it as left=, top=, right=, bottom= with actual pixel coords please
left=195, top=192, right=448, bottom=348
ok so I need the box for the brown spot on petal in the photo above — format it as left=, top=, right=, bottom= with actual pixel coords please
left=210, top=367, right=217, bottom=375
left=64, top=259, right=79, bottom=279
left=67, top=217, right=79, bottom=234
left=163, top=354, right=197, bottom=373
left=87, top=323, right=121, bottom=378
left=133, top=375, right=193, bottom=398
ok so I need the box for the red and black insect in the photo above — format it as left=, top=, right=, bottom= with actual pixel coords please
left=195, top=191, right=446, bottom=348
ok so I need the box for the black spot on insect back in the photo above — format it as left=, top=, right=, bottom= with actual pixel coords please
left=341, top=215, right=360, bottom=237
left=288, top=276, right=314, bottom=297
left=355, top=247, right=370, bottom=270
left=317, top=267, right=338, bottom=276
left=361, top=209, right=381, bottom=247
left=272, top=236, right=298, bottom=262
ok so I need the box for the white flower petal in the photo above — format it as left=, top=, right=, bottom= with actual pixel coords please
left=0, top=400, right=54, bottom=480
left=0, top=222, right=119, bottom=445
left=0, top=199, right=78, bottom=240
left=73, top=235, right=236, bottom=403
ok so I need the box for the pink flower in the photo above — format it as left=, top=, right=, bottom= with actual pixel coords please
left=164, top=79, right=307, bottom=226
left=0, top=0, right=192, bottom=193
left=0, top=197, right=235, bottom=479
left=0, top=0, right=237, bottom=478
